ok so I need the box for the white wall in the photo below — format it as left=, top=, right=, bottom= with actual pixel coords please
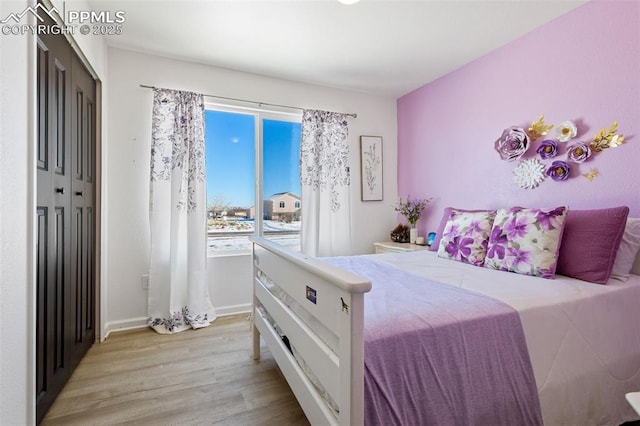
left=104, top=47, right=398, bottom=333
left=0, top=3, right=34, bottom=424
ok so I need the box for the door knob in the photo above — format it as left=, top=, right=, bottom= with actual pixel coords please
left=75, top=191, right=83, bottom=196
left=55, top=187, right=65, bottom=194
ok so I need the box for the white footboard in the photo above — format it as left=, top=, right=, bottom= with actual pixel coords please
left=250, top=236, right=371, bottom=426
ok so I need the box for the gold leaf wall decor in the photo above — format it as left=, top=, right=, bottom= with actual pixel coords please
left=527, top=114, right=554, bottom=140
left=590, top=121, right=625, bottom=152
left=582, top=168, right=600, bottom=182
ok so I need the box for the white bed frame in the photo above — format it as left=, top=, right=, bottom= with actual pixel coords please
left=250, top=236, right=371, bottom=425
left=252, top=235, right=640, bottom=425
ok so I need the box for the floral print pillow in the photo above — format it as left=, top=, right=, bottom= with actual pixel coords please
left=437, top=210, right=497, bottom=266
left=484, top=206, right=568, bottom=279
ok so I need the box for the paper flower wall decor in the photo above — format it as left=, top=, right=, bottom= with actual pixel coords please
left=567, top=142, right=591, bottom=163
left=546, top=161, right=571, bottom=181
left=513, top=159, right=546, bottom=189
left=527, top=115, right=554, bottom=141
left=497, top=117, right=625, bottom=188
left=590, top=121, right=625, bottom=152
left=495, top=126, right=530, bottom=161
left=536, top=139, right=558, bottom=159
left=555, top=120, right=577, bottom=142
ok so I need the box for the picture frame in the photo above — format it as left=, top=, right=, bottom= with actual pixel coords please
left=360, top=135, right=383, bottom=201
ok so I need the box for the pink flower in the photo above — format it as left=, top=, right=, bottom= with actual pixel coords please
left=495, top=126, right=530, bottom=161
left=567, top=142, right=591, bottom=163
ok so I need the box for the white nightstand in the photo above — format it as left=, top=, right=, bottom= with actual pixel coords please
left=374, top=241, right=430, bottom=254
left=626, top=392, right=640, bottom=415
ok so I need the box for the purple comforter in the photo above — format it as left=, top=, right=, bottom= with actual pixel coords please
left=324, top=257, right=542, bottom=426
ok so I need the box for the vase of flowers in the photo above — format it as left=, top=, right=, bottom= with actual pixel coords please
left=394, top=196, right=432, bottom=243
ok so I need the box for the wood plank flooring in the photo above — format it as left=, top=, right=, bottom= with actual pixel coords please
left=42, top=315, right=310, bottom=425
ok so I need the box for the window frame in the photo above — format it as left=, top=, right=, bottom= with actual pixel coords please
left=205, top=102, right=302, bottom=256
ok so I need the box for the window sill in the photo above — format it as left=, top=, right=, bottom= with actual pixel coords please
left=207, top=250, right=252, bottom=258
left=207, top=232, right=300, bottom=258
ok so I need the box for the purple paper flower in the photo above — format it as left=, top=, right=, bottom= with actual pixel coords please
left=546, top=161, right=570, bottom=181
left=567, top=142, right=592, bottom=163
left=536, top=139, right=558, bottom=159
left=495, top=126, right=531, bottom=161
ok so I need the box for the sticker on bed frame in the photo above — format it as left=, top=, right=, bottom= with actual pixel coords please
left=340, top=297, right=349, bottom=314
left=306, top=286, right=317, bottom=304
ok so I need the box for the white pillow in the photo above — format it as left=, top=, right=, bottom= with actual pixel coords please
left=610, top=217, right=640, bottom=280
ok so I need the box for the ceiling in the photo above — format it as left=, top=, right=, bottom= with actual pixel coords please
left=88, top=0, right=587, bottom=98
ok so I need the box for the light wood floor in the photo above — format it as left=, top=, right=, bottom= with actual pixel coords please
left=42, top=315, right=310, bottom=425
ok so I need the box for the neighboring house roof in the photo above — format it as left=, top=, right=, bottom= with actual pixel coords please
left=266, top=192, right=300, bottom=200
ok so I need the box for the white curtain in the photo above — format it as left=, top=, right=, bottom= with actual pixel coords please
left=300, top=109, right=353, bottom=257
left=147, top=88, right=216, bottom=334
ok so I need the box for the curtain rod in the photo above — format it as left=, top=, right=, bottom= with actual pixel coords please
left=139, top=84, right=357, bottom=118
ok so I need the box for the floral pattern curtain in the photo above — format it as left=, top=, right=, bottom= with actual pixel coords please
left=148, top=88, right=216, bottom=334
left=300, top=109, right=353, bottom=257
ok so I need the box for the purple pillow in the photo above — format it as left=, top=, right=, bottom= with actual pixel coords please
left=556, top=206, right=630, bottom=284
left=429, top=207, right=492, bottom=251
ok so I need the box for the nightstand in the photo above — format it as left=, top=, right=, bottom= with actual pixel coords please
left=374, top=241, right=430, bottom=254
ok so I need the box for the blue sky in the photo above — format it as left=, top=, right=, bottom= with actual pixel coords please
left=205, top=110, right=301, bottom=208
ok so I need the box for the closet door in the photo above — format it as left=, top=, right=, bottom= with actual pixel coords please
left=36, top=21, right=97, bottom=423
left=69, top=53, right=96, bottom=369
left=36, top=30, right=73, bottom=423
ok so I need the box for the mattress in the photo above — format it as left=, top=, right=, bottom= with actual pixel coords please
left=373, top=250, right=640, bottom=426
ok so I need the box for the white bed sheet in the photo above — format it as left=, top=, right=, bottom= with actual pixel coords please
left=372, top=250, right=640, bottom=426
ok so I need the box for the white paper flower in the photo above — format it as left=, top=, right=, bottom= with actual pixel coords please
left=555, top=120, right=577, bottom=142
left=513, top=159, right=546, bottom=189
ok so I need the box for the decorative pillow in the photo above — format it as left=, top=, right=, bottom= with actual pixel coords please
left=556, top=206, right=630, bottom=284
left=429, top=207, right=493, bottom=251
left=611, top=218, right=640, bottom=281
left=484, top=206, right=568, bottom=279
left=436, top=209, right=496, bottom=266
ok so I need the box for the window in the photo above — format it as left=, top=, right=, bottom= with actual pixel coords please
left=205, top=106, right=302, bottom=255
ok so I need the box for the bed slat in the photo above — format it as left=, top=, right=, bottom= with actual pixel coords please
left=255, top=278, right=340, bottom=401
left=254, top=308, right=338, bottom=425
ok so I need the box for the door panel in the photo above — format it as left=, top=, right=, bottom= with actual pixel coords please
left=36, top=28, right=71, bottom=423
left=35, top=207, right=47, bottom=403
left=70, top=52, right=95, bottom=365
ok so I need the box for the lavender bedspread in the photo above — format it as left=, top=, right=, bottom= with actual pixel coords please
left=324, top=257, right=542, bottom=426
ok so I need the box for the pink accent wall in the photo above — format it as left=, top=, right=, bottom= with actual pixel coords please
left=397, top=0, right=640, bottom=237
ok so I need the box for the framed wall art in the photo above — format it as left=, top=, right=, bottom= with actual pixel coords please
left=360, top=135, right=383, bottom=201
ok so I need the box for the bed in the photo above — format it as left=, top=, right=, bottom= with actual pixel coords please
left=250, top=216, right=640, bottom=425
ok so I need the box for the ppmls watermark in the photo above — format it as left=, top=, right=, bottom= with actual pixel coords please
left=1, top=2, right=125, bottom=36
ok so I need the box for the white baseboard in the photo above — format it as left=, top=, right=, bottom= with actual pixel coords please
left=102, top=304, right=252, bottom=340
left=103, top=316, right=148, bottom=340
left=215, top=303, right=252, bottom=318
